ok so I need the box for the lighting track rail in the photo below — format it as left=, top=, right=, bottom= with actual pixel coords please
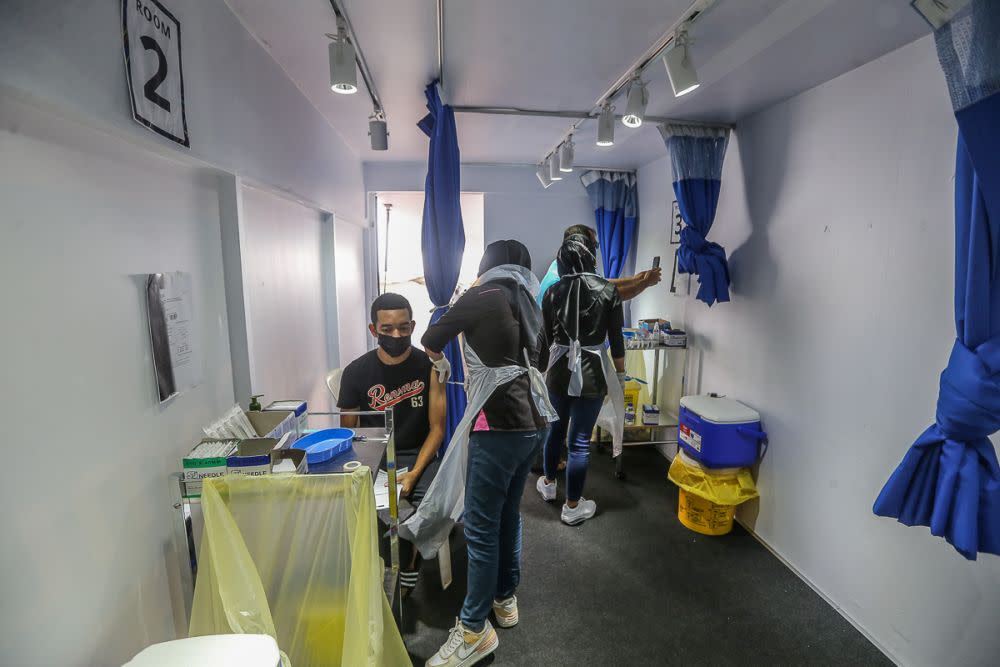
left=451, top=106, right=733, bottom=130
left=543, top=0, right=719, bottom=157
left=327, top=0, right=384, bottom=115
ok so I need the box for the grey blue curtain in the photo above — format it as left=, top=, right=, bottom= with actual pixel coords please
left=874, top=0, right=1000, bottom=560
left=580, top=171, right=638, bottom=279
left=418, top=81, right=466, bottom=447
left=658, top=124, right=731, bottom=306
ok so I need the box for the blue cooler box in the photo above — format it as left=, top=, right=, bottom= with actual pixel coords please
left=678, top=395, right=768, bottom=468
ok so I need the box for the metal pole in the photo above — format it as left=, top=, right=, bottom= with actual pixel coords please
left=436, top=0, right=445, bottom=94
left=653, top=347, right=661, bottom=406
left=382, top=202, right=392, bottom=294
left=170, top=472, right=197, bottom=628
left=464, top=160, right=635, bottom=173
left=451, top=105, right=734, bottom=130
left=670, top=249, right=679, bottom=293
left=385, top=406, right=402, bottom=622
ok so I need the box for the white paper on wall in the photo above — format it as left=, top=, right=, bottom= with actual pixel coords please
left=146, top=271, right=201, bottom=402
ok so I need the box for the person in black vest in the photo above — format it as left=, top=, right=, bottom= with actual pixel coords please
left=537, top=234, right=626, bottom=525
left=339, top=292, right=446, bottom=594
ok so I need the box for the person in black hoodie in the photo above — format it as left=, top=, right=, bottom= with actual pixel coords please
left=537, top=233, right=626, bottom=525
left=421, top=240, right=552, bottom=667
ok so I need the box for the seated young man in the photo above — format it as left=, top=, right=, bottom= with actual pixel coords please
left=338, top=293, right=446, bottom=593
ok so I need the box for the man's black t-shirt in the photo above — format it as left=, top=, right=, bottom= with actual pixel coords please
left=337, top=348, right=433, bottom=456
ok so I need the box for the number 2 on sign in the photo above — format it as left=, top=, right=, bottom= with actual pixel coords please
left=140, top=35, right=170, bottom=112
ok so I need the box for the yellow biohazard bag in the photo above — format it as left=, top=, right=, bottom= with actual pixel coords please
left=624, top=349, right=651, bottom=407
left=667, top=451, right=759, bottom=506
left=189, top=470, right=410, bottom=667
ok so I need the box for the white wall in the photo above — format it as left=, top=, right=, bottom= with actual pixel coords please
left=334, top=219, right=371, bottom=368
left=0, top=0, right=364, bottom=221
left=364, top=163, right=594, bottom=277
left=0, top=96, right=235, bottom=666
left=0, top=1, right=370, bottom=663
left=637, top=36, right=1000, bottom=667
left=241, top=186, right=336, bottom=413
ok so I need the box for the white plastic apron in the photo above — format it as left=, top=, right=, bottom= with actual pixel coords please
left=545, top=271, right=625, bottom=457
left=547, top=343, right=625, bottom=457
left=399, top=340, right=557, bottom=559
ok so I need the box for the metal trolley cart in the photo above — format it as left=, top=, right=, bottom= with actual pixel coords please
left=601, top=343, right=689, bottom=479
left=170, top=408, right=406, bottom=628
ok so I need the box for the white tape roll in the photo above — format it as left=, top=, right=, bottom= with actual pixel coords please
left=343, top=460, right=361, bottom=471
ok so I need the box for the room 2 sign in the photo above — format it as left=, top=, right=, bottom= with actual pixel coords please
left=122, top=0, right=190, bottom=147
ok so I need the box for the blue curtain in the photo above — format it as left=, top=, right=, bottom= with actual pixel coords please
left=658, top=124, right=731, bottom=306
left=580, top=171, right=638, bottom=279
left=874, top=0, right=1000, bottom=560
left=418, top=81, right=467, bottom=447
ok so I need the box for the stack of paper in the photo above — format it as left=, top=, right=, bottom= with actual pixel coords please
left=374, top=468, right=407, bottom=510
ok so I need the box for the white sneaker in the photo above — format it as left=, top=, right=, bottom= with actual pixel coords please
left=493, top=595, right=518, bottom=628
left=425, top=619, right=498, bottom=667
left=561, top=498, right=597, bottom=525
left=536, top=476, right=556, bottom=502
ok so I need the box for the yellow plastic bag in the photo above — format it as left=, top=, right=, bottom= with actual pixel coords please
left=624, top=349, right=651, bottom=407
left=190, top=470, right=410, bottom=667
left=667, top=451, right=760, bottom=506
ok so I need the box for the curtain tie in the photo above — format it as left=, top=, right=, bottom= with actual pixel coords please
left=936, top=335, right=1000, bottom=441
left=679, top=226, right=709, bottom=252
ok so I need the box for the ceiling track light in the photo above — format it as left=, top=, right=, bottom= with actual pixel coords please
left=622, top=75, right=648, bottom=128
left=329, top=18, right=358, bottom=94
left=369, top=109, right=388, bottom=150
left=662, top=27, right=699, bottom=97
left=559, top=138, right=575, bottom=172
left=596, top=103, right=615, bottom=146
left=548, top=154, right=563, bottom=181
left=528, top=1, right=714, bottom=169
left=536, top=163, right=552, bottom=188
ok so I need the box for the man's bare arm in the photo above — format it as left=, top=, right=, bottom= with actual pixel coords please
left=400, top=370, right=446, bottom=496
left=609, top=267, right=663, bottom=300
left=340, top=411, right=359, bottom=429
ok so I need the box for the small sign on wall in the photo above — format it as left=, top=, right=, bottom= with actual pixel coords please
left=146, top=272, right=201, bottom=402
left=670, top=200, right=683, bottom=244
left=123, top=0, right=189, bottom=147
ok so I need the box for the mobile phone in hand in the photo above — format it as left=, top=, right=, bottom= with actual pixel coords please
left=652, top=256, right=661, bottom=269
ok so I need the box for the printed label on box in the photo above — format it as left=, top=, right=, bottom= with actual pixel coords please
left=679, top=424, right=702, bottom=452
left=228, top=463, right=270, bottom=477
left=182, top=468, right=226, bottom=497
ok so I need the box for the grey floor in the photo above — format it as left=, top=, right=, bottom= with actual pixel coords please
left=400, top=445, right=891, bottom=666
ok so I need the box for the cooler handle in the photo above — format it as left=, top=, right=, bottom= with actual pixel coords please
left=738, top=426, right=769, bottom=459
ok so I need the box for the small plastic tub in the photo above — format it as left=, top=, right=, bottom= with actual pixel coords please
left=292, top=428, right=355, bottom=465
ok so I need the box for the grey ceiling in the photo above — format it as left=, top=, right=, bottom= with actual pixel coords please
left=225, top=0, right=929, bottom=169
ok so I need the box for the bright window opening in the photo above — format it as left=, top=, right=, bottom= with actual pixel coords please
left=375, top=192, right=485, bottom=345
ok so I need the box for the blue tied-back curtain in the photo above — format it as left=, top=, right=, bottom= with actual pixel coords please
left=418, top=81, right=467, bottom=447
left=658, top=124, right=731, bottom=306
left=580, top=171, right=638, bottom=280
left=874, top=0, right=1000, bottom=560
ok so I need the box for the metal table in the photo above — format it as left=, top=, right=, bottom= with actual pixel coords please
left=604, top=343, right=689, bottom=479
left=170, top=410, right=406, bottom=628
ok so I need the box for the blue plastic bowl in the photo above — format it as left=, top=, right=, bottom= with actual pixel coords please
left=292, top=428, right=356, bottom=465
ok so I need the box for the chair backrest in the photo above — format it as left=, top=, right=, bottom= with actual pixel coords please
left=325, top=368, right=343, bottom=402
